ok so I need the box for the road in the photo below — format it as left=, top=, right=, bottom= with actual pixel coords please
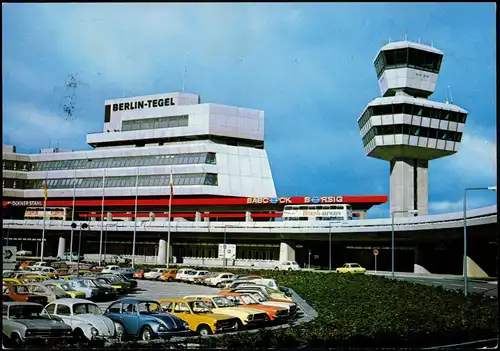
left=392, top=276, right=498, bottom=297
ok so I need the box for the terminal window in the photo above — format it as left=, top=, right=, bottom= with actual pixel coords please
left=122, top=115, right=189, bottom=131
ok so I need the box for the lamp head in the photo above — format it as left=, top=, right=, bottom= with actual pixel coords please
left=487, top=186, right=497, bottom=191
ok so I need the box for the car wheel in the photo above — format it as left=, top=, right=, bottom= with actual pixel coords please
left=336, top=270, right=340, bottom=273
left=114, top=322, right=126, bottom=342
left=10, top=333, right=23, bottom=347
left=56, top=257, right=61, bottom=261
left=73, top=328, right=88, bottom=345
left=288, top=268, right=292, bottom=271
left=197, top=325, right=212, bottom=336
left=216, top=283, right=223, bottom=288
left=140, top=326, right=155, bottom=341
left=155, top=276, right=160, bottom=281
left=167, top=277, right=173, bottom=282
left=274, top=267, right=279, bottom=270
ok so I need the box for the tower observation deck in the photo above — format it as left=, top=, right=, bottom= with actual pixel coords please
left=358, top=40, right=468, bottom=217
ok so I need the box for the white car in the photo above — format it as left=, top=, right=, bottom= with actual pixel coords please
left=187, top=270, right=211, bottom=284
left=56, top=251, right=84, bottom=261
left=42, top=299, right=124, bottom=343
left=25, top=284, right=70, bottom=302
left=16, top=250, right=32, bottom=256
left=100, top=265, right=121, bottom=274
left=66, top=279, right=100, bottom=299
left=274, top=261, right=301, bottom=271
left=175, top=269, right=196, bottom=282
left=143, top=268, right=170, bottom=280
left=34, top=267, right=58, bottom=275
left=204, top=273, right=236, bottom=287
left=31, top=262, right=48, bottom=269
left=250, top=278, right=280, bottom=291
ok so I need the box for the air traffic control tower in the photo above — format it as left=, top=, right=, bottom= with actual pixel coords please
left=358, top=40, right=468, bottom=217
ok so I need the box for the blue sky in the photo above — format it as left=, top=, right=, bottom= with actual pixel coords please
left=2, top=3, right=497, bottom=218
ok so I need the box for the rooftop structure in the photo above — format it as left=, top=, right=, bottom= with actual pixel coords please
left=358, top=40, right=468, bottom=217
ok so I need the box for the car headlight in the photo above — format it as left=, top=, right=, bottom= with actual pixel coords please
left=182, top=321, right=189, bottom=329
left=90, top=327, right=99, bottom=336
left=158, top=325, right=166, bottom=332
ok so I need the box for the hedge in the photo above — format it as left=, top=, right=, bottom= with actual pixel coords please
left=175, top=268, right=497, bottom=348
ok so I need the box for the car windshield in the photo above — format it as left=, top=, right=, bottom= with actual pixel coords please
left=241, top=295, right=256, bottom=304
left=73, top=303, right=103, bottom=315
left=59, top=283, right=72, bottom=291
left=188, top=301, right=212, bottom=313
left=138, top=302, right=161, bottom=315
left=224, top=296, right=243, bottom=305
left=8, top=305, right=44, bottom=319
left=13, top=285, right=30, bottom=294
left=104, top=276, right=119, bottom=283
left=250, top=293, right=265, bottom=302
left=212, top=296, right=235, bottom=307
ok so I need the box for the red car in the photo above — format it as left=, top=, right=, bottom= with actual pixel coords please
left=133, top=268, right=150, bottom=280
left=2, top=284, right=48, bottom=305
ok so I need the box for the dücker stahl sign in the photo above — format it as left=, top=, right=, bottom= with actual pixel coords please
left=112, top=97, right=176, bottom=112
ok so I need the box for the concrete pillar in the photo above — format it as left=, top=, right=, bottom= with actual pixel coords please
left=157, top=239, right=173, bottom=265
left=157, top=239, right=167, bottom=264
left=204, top=212, right=209, bottom=222
left=390, top=158, right=428, bottom=218
left=358, top=211, right=366, bottom=219
left=279, top=241, right=296, bottom=262
left=195, top=212, right=201, bottom=222
left=245, top=211, right=252, bottom=222
left=57, top=237, right=66, bottom=259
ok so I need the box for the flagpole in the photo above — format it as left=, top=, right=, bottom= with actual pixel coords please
left=40, top=175, right=48, bottom=262
left=98, top=169, right=106, bottom=266
left=166, top=167, right=173, bottom=268
left=70, top=170, right=76, bottom=262
left=132, top=167, right=139, bottom=269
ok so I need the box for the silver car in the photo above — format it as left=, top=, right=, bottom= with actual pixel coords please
left=42, top=298, right=124, bottom=345
left=2, top=302, right=72, bottom=348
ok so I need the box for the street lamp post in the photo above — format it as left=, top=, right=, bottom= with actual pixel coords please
left=328, top=221, right=342, bottom=271
left=71, top=222, right=88, bottom=278
left=463, top=186, right=497, bottom=296
left=308, top=249, right=311, bottom=269
left=223, top=226, right=227, bottom=268
left=391, top=209, right=418, bottom=279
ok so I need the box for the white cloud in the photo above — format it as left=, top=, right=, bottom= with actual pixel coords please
left=3, top=102, right=87, bottom=151
left=429, top=196, right=495, bottom=213
left=451, top=132, right=496, bottom=180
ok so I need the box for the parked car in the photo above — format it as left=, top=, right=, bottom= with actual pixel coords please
left=233, top=290, right=298, bottom=316
left=56, top=251, right=84, bottom=261
left=274, top=261, right=301, bottom=271
left=104, top=298, right=193, bottom=341
left=42, top=280, right=86, bottom=299
left=133, top=268, right=151, bottom=280
left=189, top=270, right=212, bottom=284
left=16, top=250, right=33, bottom=256
left=99, top=273, right=138, bottom=291
left=235, top=291, right=298, bottom=316
left=158, top=269, right=178, bottom=282
left=176, top=269, right=197, bottom=282
left=25, top=284, right=71, bottom=302
left=143, top=268, right=170, bottom=280
left=159, top=298, right=239, bottom=335
left=2, top=284, right=48, bottom=305
left=19, top=261, right=35, bottom=270
left=218, top=292, right=289, bottom=322
left=101, top=265, right=122, bottom=274
left=2, top=302, right=72, bottom=347
left=336, top=263, right=367, bottom=274
left=102, top=255, right=131, bottom=266
left=183, top=294, right=269, bottom=328
left=66, top=278, right=116, bottom=300
left=42, top=298, right=124, bottom=345
left=228, top=284, right=293, bottom=302
left=33, top=266, right=60, bottom=279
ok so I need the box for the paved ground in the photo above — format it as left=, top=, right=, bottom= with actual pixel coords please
left=95, top=279, right=219, bottom=310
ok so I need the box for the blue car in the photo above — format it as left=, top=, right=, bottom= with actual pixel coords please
left=104, top=298, right=193, bottom=341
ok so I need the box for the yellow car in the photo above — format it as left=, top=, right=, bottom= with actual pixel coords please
left=158, top=298, right=240, bottom=335
left=60, top=274, right=78, bottom=280
left=336, top=263, right=367, bottom=274
left=183, top=294, right=269, bottom=327
left=43, top=281, right=86, bottom=298
left=2, top=278, right=23, bottom=285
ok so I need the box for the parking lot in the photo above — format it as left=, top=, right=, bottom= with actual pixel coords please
left=94, top=279, right=220, bottom=310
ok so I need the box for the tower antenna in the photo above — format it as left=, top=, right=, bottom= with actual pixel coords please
left=48, top=138, right=51, bottom=149
left=445, top=90, right=449, bottom=104
left=404, top=29, right=408, bottom=41
left=448, top=86, right=454, bottom=104
left=418, top=36, right=421, bottom=44
left=388, top=35, right=391, bottom=43
left=431, top=40, right=434, bottom=48
left=182, top=69, right=187, bottom=92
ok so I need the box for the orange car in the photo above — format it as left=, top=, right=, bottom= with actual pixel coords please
left=159, top=268, right=178, bottom=282
left=133, top=268, right=150, bottom=280
left=19, top=260, right=35, bottom=270
left=218, top=292, right=289, bottom=322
